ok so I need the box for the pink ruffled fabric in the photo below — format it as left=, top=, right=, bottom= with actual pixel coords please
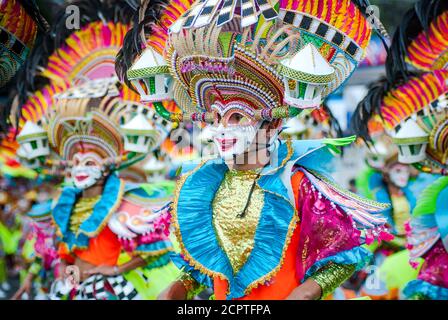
left=418, top=241, right=448, bottom=288
left=295, top=177, right=363, bottom=279
left=118, top=207, right=172, bottom=252
left=30, top=221, right=59, bottom=271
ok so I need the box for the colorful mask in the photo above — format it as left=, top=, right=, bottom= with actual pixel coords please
left=70, top=152, right=104, bottom=190
left=209, top=101, right=264, bottom=160
left=388, top=163, right=410, bottom=188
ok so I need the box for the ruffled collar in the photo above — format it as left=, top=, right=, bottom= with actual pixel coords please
left=173, top=140, right=299, bottom=299
left=52, top=173, right=125, bottom=250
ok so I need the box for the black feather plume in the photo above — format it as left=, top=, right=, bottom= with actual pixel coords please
left=350, top=77, right=390, bottom=143
left=17, top=0, right=50, bottom=32
left=115, top=0, right=169, bottom=90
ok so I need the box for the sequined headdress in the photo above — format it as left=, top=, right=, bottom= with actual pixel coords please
left=118, top=0, right=380, bottom=123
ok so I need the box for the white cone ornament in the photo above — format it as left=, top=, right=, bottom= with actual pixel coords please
left=280, top=44, right=335, bottom=109
left=16, top=121, right=50, bottom=160
left=392, top=118, right=429, bottom=164
left=121, top=113, right=160, bottom=154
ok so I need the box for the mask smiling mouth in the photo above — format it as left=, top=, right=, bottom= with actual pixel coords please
left=216, top=138, right=237, bottom=152
left=75, top=174, right=89, bottom=182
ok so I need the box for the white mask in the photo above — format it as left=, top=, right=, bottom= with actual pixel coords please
left=71, top=166, right=102, bottom=189
left=210, top=123, right=260, bottom=160
left=388, top=164, right=410, bottom=188
left=70, top=152, right=104, bottom=190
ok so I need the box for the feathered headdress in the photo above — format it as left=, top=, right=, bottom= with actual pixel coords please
left=119, top=0, right=384, bottom=123
left=385, top=0, right=448, bottom=81
left=15, top=0, right=135, bottom=104
left=353, top=70, right=448, bottom=172
left=351, top=0, right=448, bottom=173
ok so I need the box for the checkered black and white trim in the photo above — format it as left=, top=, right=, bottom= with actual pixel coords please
left=175, top=0, right=278, bottom=30
left=50, top=275, right=141, bottom=300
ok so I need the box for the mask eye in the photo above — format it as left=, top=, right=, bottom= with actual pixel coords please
left=85, top=160, right=97, bottom=167
left=227, top=112, right=251, bottom=126
left=228, top=113, right=243, bottom=124
left=213, top=110, right=222, bottom=126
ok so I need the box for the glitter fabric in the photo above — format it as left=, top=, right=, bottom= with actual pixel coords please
left=69, top=196, right=101, bottom=233
left=418, top=240, right=448, bottom=288
left=311, top=263, right=356, bottom=299
left=178, top=272, right=207, bottom=300
left=296, top=176, right=365, bottom=279
left=212, top=169, right=264, bottom=273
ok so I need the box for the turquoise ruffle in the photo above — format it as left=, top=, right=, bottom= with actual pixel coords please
left=303, top=246, right=373, bottom=281
left=175, top=141, right=297, bottom=299
left=136, top=240, right=172, bottom=254
left=403, top=279, right=448, bottom=300
left=52, top=173, right=123, bottom=250
left=144, top=252, right=172, bottom=270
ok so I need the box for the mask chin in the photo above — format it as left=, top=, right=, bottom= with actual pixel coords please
left=71, top=166, right=103, bottom=190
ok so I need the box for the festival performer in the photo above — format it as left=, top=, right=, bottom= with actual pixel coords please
left=12, top=0, right=178, bottom=300
left=352, top=0, right=448, bottom=300
left=352, top=136, right=435, bottom=299
left=11, top=200, right=59, bottom=300
left=118, top=0, right=391, bottom=300
left=15, top=84, right=176, bottom=300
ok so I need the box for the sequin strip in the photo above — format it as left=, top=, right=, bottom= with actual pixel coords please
left=311, top=263, right=356, bottom=299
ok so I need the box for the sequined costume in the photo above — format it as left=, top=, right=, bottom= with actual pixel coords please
left=352, top=0, right=448, bottom=300
left=12, top=1, right=179, bottom=300
left=117, top=0, right=391, bottom=300
left=19, top=200, right=59, bottom=299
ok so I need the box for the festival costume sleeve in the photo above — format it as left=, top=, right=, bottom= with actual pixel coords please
left=292, top=169, right=391, bottom=286
left=310, top=263, right=356, bottom=299
left=178, top=271, right=208, bottom=300
left=107, top=183, right=174, bottom=270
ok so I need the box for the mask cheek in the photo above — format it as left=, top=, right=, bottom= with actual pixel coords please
left=71, top=166, right=102, bottom=189
left=213, top=126, right=255, bottom=159
left=389, top=171, right=409, bottom=187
